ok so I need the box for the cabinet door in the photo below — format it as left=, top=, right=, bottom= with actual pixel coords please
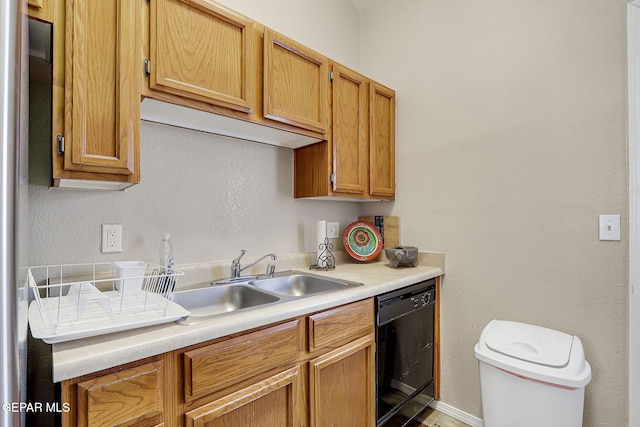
left=185, top=365, right=305, bottom=427
left=264, top=28, right=328, bottom=135
left=369, top=81, right=396, bottom=199
left=75, top=361, right=165, bottom=427
left=63, top=0, right=139, bottom=177
left=309, top=335, right=376, bottom=427
left=331, top=63, right=367, bottom=196
left=150, top=0, right=256, bottom=113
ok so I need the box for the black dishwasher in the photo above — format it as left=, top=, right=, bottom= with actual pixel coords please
left=376, top=278, right=436, bottom=427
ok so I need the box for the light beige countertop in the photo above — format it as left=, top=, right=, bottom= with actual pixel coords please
left=50, top=252, right=444, bottom=382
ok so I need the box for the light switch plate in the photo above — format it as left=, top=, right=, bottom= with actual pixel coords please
left=327, top=222, right=340, bottom=239
left=101, top=224, right=122, bottom=252
left=599, top=215, right=621, bottom=241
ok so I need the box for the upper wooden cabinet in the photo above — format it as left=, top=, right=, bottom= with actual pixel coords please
left=369, top=81, right=396, bottom=198
left=51, top=0, right=141, bottom=189
left=149, top=0, right=256, bottom=113
left=294, top=63, right=396, bottom=200
left=331, top=63, right=368, bottom=197
left=47, top=0, right=393, bottom=190
left=263, top=28, right=329, bottom=135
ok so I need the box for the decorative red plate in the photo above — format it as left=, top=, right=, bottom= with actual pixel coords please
left=343, top=221, right=383, bottom=262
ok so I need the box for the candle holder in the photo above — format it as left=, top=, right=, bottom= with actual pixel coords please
left=310, top=237, right=335, bottom=271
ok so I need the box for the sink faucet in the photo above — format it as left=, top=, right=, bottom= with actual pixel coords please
left=231, top=250, right=277, bottom=278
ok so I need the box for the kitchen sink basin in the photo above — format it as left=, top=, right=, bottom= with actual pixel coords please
left=171, top=284, right=280, bottom=320
left=249, top=273, right=362, bottom=297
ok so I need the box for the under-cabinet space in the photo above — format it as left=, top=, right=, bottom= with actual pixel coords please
left=140, top=2, right=325, bottom=149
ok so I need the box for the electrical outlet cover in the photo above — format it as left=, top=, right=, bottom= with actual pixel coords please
left=102, top=224, right=122, bottom=252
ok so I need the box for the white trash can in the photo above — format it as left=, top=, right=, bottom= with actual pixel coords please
left=474, top=320, right=591, bottom=427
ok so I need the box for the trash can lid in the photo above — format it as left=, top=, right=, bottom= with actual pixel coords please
left=485, top=320, right=573, bottom=368
left=474, top=320, right=592, bottom=388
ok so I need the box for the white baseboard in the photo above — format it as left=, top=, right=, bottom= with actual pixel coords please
left=428, top=400, right=484, bottom=427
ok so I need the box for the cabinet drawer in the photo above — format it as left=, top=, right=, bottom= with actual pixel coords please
left=185, top=365, right=304, bottom=427
left=308, top=298, right=374, bottom=352
left=184, top=320, right=301, bottom=400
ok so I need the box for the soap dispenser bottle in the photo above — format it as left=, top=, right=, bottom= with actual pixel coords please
left=160, top=233, right=174, bottom=270
left=159, top=234, right=175, bottom=293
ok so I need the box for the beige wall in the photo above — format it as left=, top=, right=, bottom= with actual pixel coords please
left=28, top=0, right=362, bottom=266
left=360, top=0, right=628, bottom=425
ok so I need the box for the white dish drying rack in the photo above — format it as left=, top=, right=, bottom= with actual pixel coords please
left=28, top=262, right=189, bottom=344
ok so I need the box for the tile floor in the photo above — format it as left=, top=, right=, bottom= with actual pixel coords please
left=417, top=408, right=471, bottom=427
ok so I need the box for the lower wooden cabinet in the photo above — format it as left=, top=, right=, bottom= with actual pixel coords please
left=309, top=334, right=375, bottom=427
left=62, top=357, right=167, bottom=427
left=28, top=0, right=53, bottom=23
left=185, top=365, right=304, bottom=427
left=61, top=299, right=375, bottom=427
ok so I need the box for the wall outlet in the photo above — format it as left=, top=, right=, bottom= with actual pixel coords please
left=327, top=222, right=340, bottom=239
left=102, top=224, right=122, bottom=253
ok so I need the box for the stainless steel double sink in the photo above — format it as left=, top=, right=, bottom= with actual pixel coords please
left=170, top=271, right=363, bottom=324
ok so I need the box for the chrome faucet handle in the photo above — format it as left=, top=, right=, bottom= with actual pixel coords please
left=266, top=263, right=276, bottom=278
left=231, top=250, right=247, bottom=277
left=233, top=250, right=247, bottom=263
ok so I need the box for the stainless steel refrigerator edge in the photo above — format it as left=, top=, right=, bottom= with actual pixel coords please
left=1, top=0, right=29, bottom=426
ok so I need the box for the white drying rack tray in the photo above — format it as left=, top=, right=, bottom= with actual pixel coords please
left=28, top=262, right=189, bottom=343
